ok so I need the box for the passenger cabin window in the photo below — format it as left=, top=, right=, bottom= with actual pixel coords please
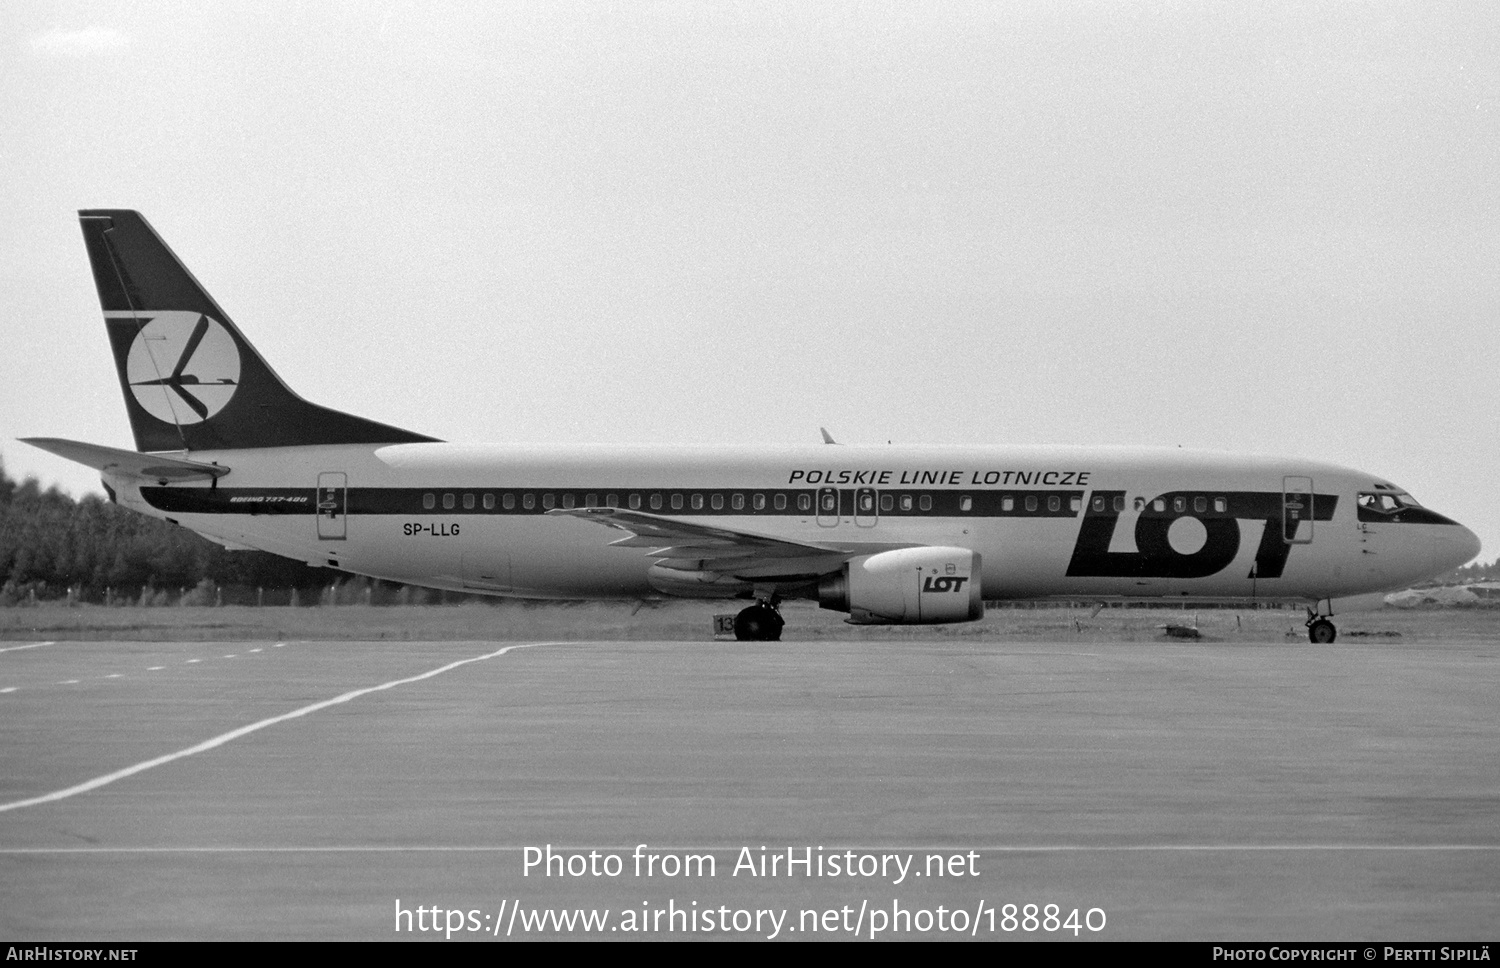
left=901, top=495, right=914, bottom=512
left=443, top=493, right=455, bottom=510
left=671, top=494, right=683, bottom=510
left=1153, top=499, right=1165, bottom=512
left=1092, top=496, right=1105, bottom=512
left=732, top=494, right=745, bottom=511
left=1113, top=496, right=1125, bottom=512
left=523, top=494, right=535, bottom=510
left=463, top=494, right=475, bottom=510
left=542, top=494, right=556, bottom=510
left=691, top=494, right=704, bottom=510
left=1002, top=496, right=1014, bottom=512
left=562, top=494, right=575, bottom=509
left=959, top=496, right=973, bottom=512
left=774, top=494, right=787, bottom=510
left=880, top=494, right=893, bottom=512
left=919, top=495, right=933, bottom=511
left=1069, top=497, right=1082, bottom=513
left=650, top=494, right=663, bottom=510
left=606, top=494, right=619, bottom=507
left=629, top=494, right=642, bottom=510
left=1048, top=496, right=1060, bottom=512
left=1194, top=496, right=1207, bottom=513
left=799, top=494, right=812, bottom=511
left=1134, top=497, right=1146, bottom=511
left=585, top=494, right=597, bottom=507
left=503, top=494, right=515, bottom=510
left=423, top=493, right=435, bottom=510
left=1025, top=495, right=1037, bottom=512
left=711, top=494, right=723, bottom=510
left=753, top=494, right=766, bottom=511
left=821, top=492, right=836, bottom=512
left=1173, top=497, right=1185, bottom=513
left=483, top=494, right=495, bottom=510
left=859, top=493, right=874, bottom=512
left=1214, top=497, right=1226, bottom=513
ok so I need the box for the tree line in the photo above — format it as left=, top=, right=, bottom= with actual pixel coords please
left=0, top=461, right=343, bottom=605
left=1445, top=558, right=1500, bottom=584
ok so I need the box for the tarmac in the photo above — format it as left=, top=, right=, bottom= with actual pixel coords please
left=1, top=635, right=1496, bottom=940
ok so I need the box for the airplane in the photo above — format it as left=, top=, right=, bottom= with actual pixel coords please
left=22, top=210, right=1482, bottom=643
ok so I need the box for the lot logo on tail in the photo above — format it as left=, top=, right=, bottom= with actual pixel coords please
left=124, top=311, right=240, bottom=424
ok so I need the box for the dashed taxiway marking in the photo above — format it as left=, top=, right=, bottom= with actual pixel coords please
left=0, top=641, right=57, bottom=654
left=2, top=640, right=299, bottom=695
left=0, top=641, right=562, bottom=814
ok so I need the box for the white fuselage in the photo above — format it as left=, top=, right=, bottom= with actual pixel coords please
left=105, top=443, right=1480, bottom=609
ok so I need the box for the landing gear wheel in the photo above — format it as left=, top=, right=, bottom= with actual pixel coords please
left=1307, top=618, right=1337, bottom=644
left=734, top=603, right=784, bottom=642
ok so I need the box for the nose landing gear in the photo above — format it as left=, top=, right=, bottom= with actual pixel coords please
left=1305, top=607, right=1337, bottom=644
left=733, top=598, right=784, bottom=641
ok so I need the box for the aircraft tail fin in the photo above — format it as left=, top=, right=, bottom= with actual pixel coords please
left=77, top=210, right=436, bottom=452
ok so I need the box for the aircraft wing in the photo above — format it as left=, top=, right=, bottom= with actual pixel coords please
left=20, top=437, right=229, bottom=482
left=548, top=506, right=903, bottom=582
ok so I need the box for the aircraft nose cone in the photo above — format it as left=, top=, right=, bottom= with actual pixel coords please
left=1460, top=526, right=1482, bottom=566
left=1431, top=526, right=1482, bottom=573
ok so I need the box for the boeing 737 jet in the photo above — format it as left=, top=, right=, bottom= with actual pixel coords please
left=23, top=211, right=1481, bottom=641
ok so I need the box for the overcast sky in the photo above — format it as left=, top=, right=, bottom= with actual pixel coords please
left=2, top=1, right=1497, bottom=562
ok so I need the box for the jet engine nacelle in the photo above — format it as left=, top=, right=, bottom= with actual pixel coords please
left=818, top=547, right=984, bottom=625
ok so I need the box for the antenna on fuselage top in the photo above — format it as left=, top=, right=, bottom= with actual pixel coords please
left=820, top=427, right=842, bottom=445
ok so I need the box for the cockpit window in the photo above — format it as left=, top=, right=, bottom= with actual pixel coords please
left=1358, top=491, right=1422, bottom=514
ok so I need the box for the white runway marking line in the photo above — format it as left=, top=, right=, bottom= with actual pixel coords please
left=0, top=641, right=58, bottom=654
left=0, top=641, right=562, bottom=815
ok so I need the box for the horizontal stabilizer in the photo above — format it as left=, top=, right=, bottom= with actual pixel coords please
left=21, top=437, right=229, bottom=482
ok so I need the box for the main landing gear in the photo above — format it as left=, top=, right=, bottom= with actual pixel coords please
left=1305, top=608, right=1337, bottom=644
left=734, top=598, right=784, bottom=642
